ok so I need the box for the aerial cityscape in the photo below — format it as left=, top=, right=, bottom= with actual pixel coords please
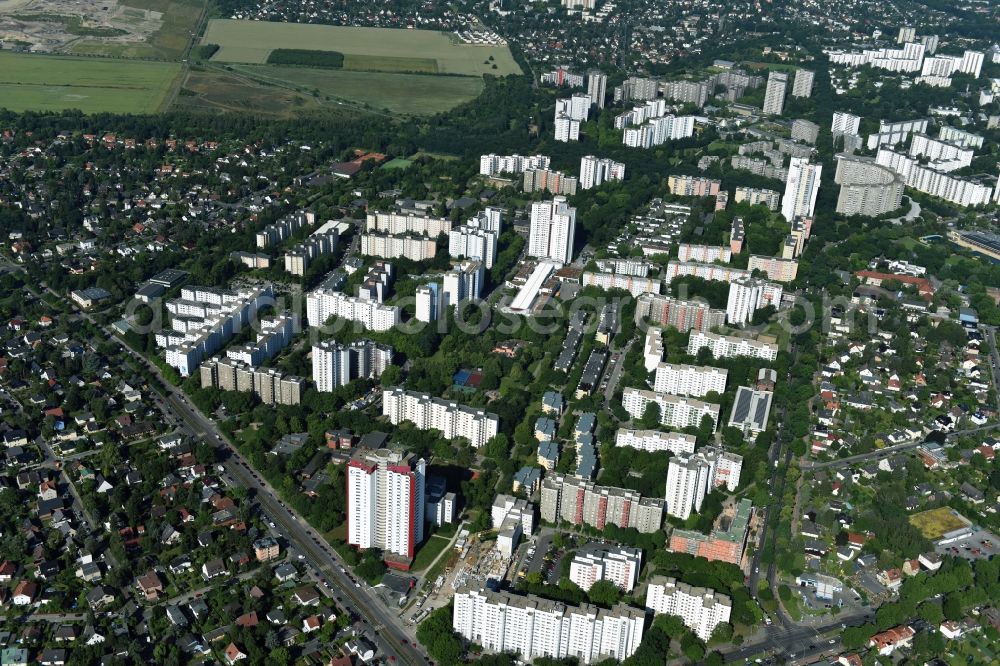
left=0, top=0, right=999, bottom=665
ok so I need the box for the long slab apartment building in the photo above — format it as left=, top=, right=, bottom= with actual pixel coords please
left=635, top=294, right=726, bottom=333
left=200, top=358, right=304, bottom=406
left=361, top=210, right=452, bottom=261
left=157, top=285, right=274, bottom=376
left=615, top=428, right=697, bottom=455
left=305, top=289, right=400, bottom=332
left=453, top=588, right=645, bottom=664
left=540, top=473, right=664, bottom=533
left=382, top=387, right=499, bottom=448
left=621, top=388, right=721, bottom=430
left=687, top=331, right=779, bottom=361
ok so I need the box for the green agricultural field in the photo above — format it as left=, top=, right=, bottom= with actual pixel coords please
left=201, top=19, right=520, bottom=76
left=230, top=64, right=485, bottom=115
left=0, top=52, right=181, bottom=114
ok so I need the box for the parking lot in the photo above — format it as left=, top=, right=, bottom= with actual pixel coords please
left=936, top=528, right=1000, bottom=561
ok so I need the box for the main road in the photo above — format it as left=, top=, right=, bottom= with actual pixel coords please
left=140, top=359, right=429, bottom=666
left=23, top=264, right=430, bottom=666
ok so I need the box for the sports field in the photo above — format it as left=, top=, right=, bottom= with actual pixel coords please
left=909, top=507, right=972, bottom=540
left=229, top=65, right=485, bottom=115
left=0, top=52, right=181, bottom=113
left=201, top=19, right=520, bottom=76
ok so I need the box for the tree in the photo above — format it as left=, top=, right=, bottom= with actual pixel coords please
left=587, top=580, right=621, bottom=607
left=416, top=604, right=464, bottom=666
left=639, top=402, right=661, bottom=428
left=380, top=365, right=403, bottom=387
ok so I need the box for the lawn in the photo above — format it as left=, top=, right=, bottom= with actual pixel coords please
left=175, top=66, right=327, bottom=117
left=230, top=64, right=485, bottom=115
left=909, top=507, right=972, bottom=540
left=411, top=534, right=452, bottom=572
left=201, top=19, right=520, bottom=76
left=382, top=158, right=414, bottom=170
left=0, top=52, right=181, bottom=114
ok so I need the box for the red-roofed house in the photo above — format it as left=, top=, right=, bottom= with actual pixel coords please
left=869, top=625, right=915, bottom=655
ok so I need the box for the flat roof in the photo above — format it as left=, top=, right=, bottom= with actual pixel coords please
left=148, top=269, right=189, bottom=287
left=509, top=261, right=558, bottom=313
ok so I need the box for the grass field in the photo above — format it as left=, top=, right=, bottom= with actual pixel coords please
left=201, top=19, right=520, bottom=76
left=0, top=52, right=181, bottom=113
left=68, top=0, right=205, bottom=60
left=229, top=64, right=485, bottom=115
left=175, top=67, right=325, bottom=117
left=411, top=535, right=451, bottom=572
left=909, top=507, right=972, bottom=540
left=382, top=158, right=414, bottom=170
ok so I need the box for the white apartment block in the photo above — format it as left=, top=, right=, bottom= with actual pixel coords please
left=365, top=211, right=452, bottom=237
left=361, top=233, right=437, bottom=261
left=621, top=388, right=720, bottom=430
left=762, top=71, right=788, bottom=115
left=580, top=156, right=626, bottom=189
left=727, top=278, right=777, bottom=325
left=529, top=196, right=576, bottom=265
left=382, top=387, right=499, bottom=447
left=687, top=331, right=779, bottom=361
left=347, top=449, right=425, bottom=560
left=493, top=494, right=535, bottom=558
left=734, top=187, right=780, bottom=211
left=865, top=118, right=928, bottom=150
left=662, top=79, right=711, bottom=108
left=453, top=588, right=646, bottom=664
left=615, top=428, right=697, bottom=455
left=831, top=111, right=862, bottom=136
left=256, top=211, right=313, bottom=248
left=597, top=258, right=652, bottom=277
left=415, top=283, right=441, bottom=323
left=556, top=94, right=592, bottom=122
left=443, top=260, right=484, bottom=308
left=909, top=133, right=974, bottom=172
left=305, top=289, right=400, bottom=331
left=492, top=494, right=535, bottom=536
left=555, top=115, right=581, bottom=142
left=748, top=255, right=798, bottom=282
left=653, top=363, right=728, bottom=397
left=677, top=243, right=732, bottom=264
left=480, top=154, right=550, bottom=177
left=283, top=231, right=339, bottom=277
left=312, top=339, right=393, bottom=392
left=587, top=70, right=607, bottom=108
left=665, top=447, right=743, bottom=519
left=159, top=285, right=274, bottom=377
left=643, top=327, right=664, bottom=372
left=791, top=69, right=814, bottom=98
left=825, top=42, right=925, bottom=73
left=938, top=126, right=984, bottom=149
left=623, top=115, right=695, bottom=148
left=919, top=50, right=983, bottom=78
left=645, top=577, right=731, bottom=641
left=225, top=314, right=298, bottom=367
left=781, top=158, right=822, bottom=222
left=448, top=226, right=497, bottom=268
left=876, top=148, right=994, bottom=207
left=665, top=260, right=748, bottom=284
left=581, top=271, right=660, bottom=297
left=569, top=546, right=642, bottom=593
